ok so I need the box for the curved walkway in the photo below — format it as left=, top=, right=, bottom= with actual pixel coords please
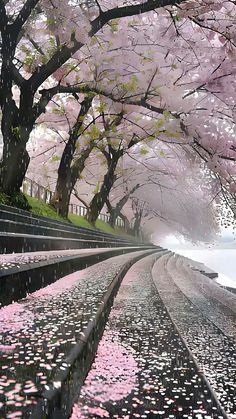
left=152, top=253, right=236, bottom=418
left=71, top=253, right=232, bottom=419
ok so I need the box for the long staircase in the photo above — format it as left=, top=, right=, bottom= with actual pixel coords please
left=0, top=205, right=235, bottom=419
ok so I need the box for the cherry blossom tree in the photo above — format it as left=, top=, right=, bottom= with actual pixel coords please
left=51, top=0, right=236, bottom=202
left=0, top=0, right=235, bottom=243
left=0, top=0, right=184, bottom=196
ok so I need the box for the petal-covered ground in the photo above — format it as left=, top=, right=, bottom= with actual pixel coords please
left=0, top=251, right=150, bottom=418
left=0, top=247, right=136, bottom=275
left=152, top=253, right=236, bottom=418
left=71, top=253, right=234, bottom=418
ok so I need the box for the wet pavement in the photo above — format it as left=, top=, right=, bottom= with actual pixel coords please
left=0, top=250, right=151, bottom=418
left=71, top=253, right=228, bottom=419
left=0, top=247, right=139, bottom=274
left=152, top=253, right=236, bottom=418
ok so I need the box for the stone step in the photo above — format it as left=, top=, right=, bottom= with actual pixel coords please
left=71, top=252, right=228, bottom=419
left=182, top=256, right=218, bottom=279
left=168, top=254, right=236, bottom=336
left=0, top=204, right=139, bottom=243
left=0, top=246, right=155, bottom=307
left=0, top=204, right=98, bottom=234
left=0, top=250, right=156, bottom=419
left=0, top=232, right=146, bottom=254
left=152, top=253, right=236, bottom=418
left=0, top=218, right=132, bottom=244
left=0, top=207, right=132, bottom=242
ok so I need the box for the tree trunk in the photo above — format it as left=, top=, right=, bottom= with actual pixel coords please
left=50, top=141, right=75, bottom=217
left=0, top=134, right=30, bottom=194
left=51, top=171, right=73, bottom=219
left=0, top=24, right=34, bottom=195
left=107, top=183, right=141, bottom=228
left=133, top=211, right=143, bottom=237
left=107, top=202, right=120, bottom=228
left=109, top=209, right=118, bottom=228
left=87, top=151, right=121, bottom=224
left=105, top=199, right=117, bottom=228
left=51, top=145, right=94, bottom=218
left=50, top=96, right=93, bottom=217
left=119, top=212, right=130, bottom=231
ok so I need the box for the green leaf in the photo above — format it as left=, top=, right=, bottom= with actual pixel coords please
left=122, top=75, right=139, bottom=93
left=140, top=147, right=149, bottom=156
left=110, top=19, right=119, bottom=32
left=11, top=126, right=20, bottom=139
left=50, top=155, right=60, bottom=162
left=163, top=110, right=171, bottom=120
left=154, top=118, right=165, bottom=129
left=172, top=14, right=181, bottom=21
left=162, top=131, right=182, bottom=139
left=52, top=106, right=65, bottom=115
left=93, top=182, right=100, bottom=194
left=46, top=18, right=56, bottom=26
left=88, top=124, right=101, bottom=140
left=96, top=101, right=106, bottom=113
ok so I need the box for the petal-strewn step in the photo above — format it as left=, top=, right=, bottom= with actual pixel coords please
left=0, top=246, right=154, bottom=307
left=71, top=253, right=228, bottom=419
left=0, top=250, right=156, bottom=419
left=152, top=253, right=236, bottom=418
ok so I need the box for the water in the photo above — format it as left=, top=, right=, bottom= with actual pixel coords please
left=172, top=248, right=236, bottom=289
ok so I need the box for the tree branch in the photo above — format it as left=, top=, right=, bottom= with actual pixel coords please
left=91, top=0, right=183, bottom=37
left=73, top=189, right=89, bottom=209
left=0, top=1, right=7, bottom=29
left=11, top=0, right=40, bottom=36
left=38, top=84, right=176, bottom=118
left=193, top=137, right=236, bottom=162
left=26, top=0, right=184, bottom=92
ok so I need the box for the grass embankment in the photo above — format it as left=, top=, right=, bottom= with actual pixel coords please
left=27, top=195, right=130, bottom=237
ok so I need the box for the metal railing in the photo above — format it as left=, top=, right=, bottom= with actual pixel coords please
left=22, top=177, right=124, bottom=228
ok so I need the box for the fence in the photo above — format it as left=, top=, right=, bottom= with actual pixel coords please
left=22, top=177, right=52, bottom=204
left=22, top=177, right=124, bottom=228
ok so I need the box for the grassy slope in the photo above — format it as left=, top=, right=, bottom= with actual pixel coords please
left=27, top=195, right=130, bottom=237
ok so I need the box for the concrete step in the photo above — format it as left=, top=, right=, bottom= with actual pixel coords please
left=168, top=253, right=236, bottom=336
left=0, top=232, right=147, bottom=254
left=0, top=204, right=139, bottom=243
left=0, top=250, right=156, bottom=419
left=182, top=255, right=218, bottom=279
left=0, top=204, right=99, bottom=234
left=0, top=209, right=132, bottom=243
left=0, top=246, right=155, bottom=307
left=0, top=219, right=133, bottom=244
left=152, top=253, right=236, bottom=418
left=71, top=252, right=227, bottom=419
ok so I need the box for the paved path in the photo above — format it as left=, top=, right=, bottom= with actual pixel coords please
left=71, top=253, right=229, bottom=419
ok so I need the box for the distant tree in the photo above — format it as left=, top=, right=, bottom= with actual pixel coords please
left=106, top=183, right=142, bottom=228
